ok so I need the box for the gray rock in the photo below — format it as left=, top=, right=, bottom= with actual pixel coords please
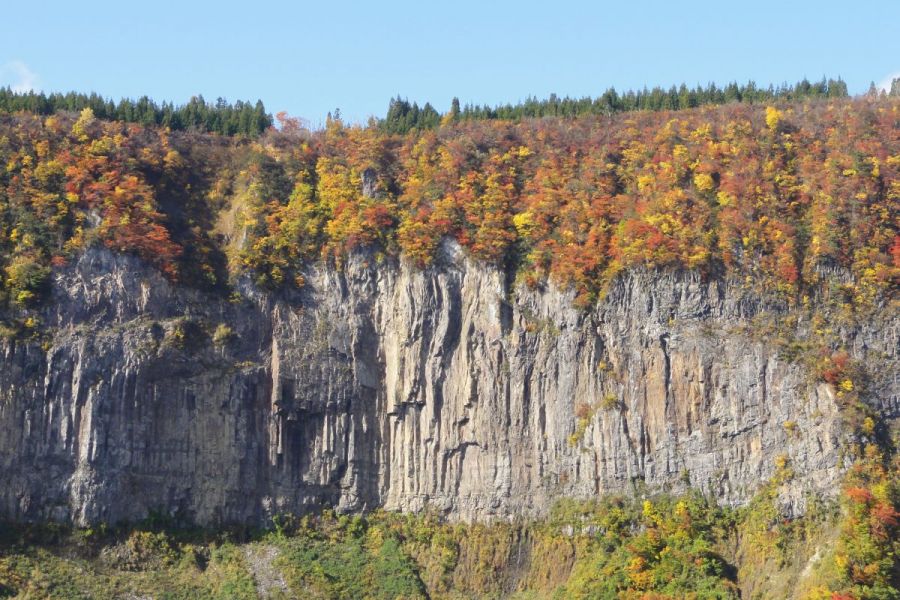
left=0, top=243, right=896, bottom=526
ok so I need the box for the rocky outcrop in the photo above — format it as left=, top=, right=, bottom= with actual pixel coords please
left=0, top=244, right=896, bottom=526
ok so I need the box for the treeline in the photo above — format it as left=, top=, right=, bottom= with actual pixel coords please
left=381, top=77, right=850, bottom=134
left=380, top=97, right=441, bottom=135
left=0, top=88, right=272, bottom=136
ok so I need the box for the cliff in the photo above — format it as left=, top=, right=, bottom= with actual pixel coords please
left=0, top=244, right=896, bottom=527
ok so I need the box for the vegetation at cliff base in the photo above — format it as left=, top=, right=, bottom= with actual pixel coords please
left=1, top=454, right=898, bottom=599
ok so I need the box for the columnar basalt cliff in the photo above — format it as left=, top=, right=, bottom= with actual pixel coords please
left=0, top=244, right=896, bottom=527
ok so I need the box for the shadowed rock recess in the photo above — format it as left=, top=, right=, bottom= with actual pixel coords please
left=0, top=244, right=896, bottom=527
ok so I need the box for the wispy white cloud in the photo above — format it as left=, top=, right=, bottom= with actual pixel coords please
left=0, top=60, right=40, bottom=93
left=877, top=71, right=900, bottom=93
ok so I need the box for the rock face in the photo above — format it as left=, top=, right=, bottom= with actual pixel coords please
left=0, top=245, right=896, bottom=526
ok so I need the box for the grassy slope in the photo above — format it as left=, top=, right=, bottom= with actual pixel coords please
left=0, top=488, right=858, bottom=600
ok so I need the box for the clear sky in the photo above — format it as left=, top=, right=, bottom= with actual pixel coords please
left=1, top=0, right=898, bottom=125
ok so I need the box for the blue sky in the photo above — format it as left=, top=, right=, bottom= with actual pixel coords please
left=2, top=0, right=898, bottom=125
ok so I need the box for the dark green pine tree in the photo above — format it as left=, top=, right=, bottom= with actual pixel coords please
left=449, top=97, right=460, bottom=121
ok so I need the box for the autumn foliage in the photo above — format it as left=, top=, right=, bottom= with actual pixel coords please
left=0, top=108, right=229, bottom=312
left=825, top=445, right=900, bottom=599
left=1, top=97, right=898, bottom=314
left=0, top=92, right=897, bottom=598
left=241, top=97, right=898, bottom=308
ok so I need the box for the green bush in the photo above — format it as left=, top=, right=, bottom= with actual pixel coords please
left=4, top=253, right=50, bottom=307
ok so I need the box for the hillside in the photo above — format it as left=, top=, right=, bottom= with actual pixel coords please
left=0, top=96, right=897, bottom=598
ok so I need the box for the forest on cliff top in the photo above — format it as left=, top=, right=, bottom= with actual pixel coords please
left=0, top=85, right=897, bottom=323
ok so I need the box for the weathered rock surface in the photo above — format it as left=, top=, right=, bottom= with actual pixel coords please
left=0, top=245, right=896, bottom=526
